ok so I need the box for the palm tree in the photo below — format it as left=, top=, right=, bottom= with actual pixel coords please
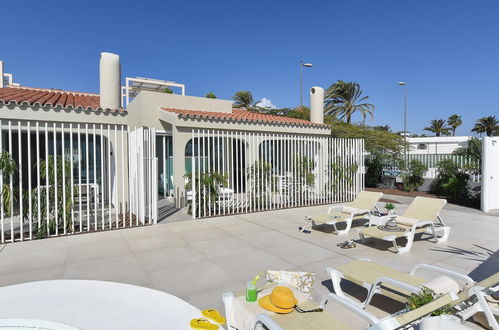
left=232, top=91, right=258, bottom=109
left=453, top=137, right=482, bottom=174
left=472, top=116, right=498, bottom=137
left=447, top=114, right=462, bottom=136
left=424, top=119, right=449, bottom=137
left=324, top=80, right=375, bottom=124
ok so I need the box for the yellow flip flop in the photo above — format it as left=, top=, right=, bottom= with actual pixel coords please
left=190, top=318, right=219, bottom=330
left=201, top=309, right=226, bottom=325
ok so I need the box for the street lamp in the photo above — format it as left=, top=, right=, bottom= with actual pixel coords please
left=398, top=81, right=408, bottom=155
left=300, top=61, right=313, bottom=107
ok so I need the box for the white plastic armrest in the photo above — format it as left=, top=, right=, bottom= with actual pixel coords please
left=409, top=221, right=433, bottom=233
left=254, top=314, right=283, bottom=330
left=409, top=264, right=475, bottom=285
left=321, top=293, right=379, bottom=326
left=327, top=205, right=345, bottom=214
left=222, top=292, right=236, bottom=330
left=372, top=277, right=421, bottom=295
left=415, top=220, right=433, bottom=227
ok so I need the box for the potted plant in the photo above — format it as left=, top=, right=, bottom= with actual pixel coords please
left=406, top=288, right=459, bottom=330
left=385, top=202, right=395, bottom=215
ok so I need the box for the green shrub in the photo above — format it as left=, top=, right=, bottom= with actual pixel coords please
left=184, top=171, right=227, bottom=216
left=406, top=287, right=455, bottom=316
left=430, top=159, right=470, bottom=202
left=401, top=159, right=428, bottom=192
left=365, top=154, right=383, bottom=187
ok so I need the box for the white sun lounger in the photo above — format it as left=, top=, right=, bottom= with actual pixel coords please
left=359, top=196, right=450, bottom=254
left=311, top=191, right=383, bottom=235
left=223, top=288, right=459, bottom=330
left=326, top=259, right=475, bottom=308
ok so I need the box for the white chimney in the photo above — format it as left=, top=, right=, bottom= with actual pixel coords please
left=0, top=61, right=4, bottom=88
left=310, top=86, right=324, bottom=124
left=99, top=52, right=121, bottom=109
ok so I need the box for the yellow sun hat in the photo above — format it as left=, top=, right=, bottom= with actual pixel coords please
left=258, top=286, right=298, bottom=314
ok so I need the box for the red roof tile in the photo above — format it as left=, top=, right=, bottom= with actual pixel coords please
left=162, top=108, right=329, bottom=128
left=0, top=86, right=121, bottom=112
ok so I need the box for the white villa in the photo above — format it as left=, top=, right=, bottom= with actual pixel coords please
left=407, top=136, right=470, bottom=155
left=0, top=52, right=364, bottom=243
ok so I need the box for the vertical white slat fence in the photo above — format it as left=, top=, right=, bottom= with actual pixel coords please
left=0, top=120, right=157, bottom=243
left=189, top=129, right=364, bottom=219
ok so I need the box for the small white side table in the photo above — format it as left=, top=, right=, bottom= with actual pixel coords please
left=368, top=214, right=397, bottom=227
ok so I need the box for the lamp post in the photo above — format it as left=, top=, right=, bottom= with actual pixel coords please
left=398, top=81, right=408, bottom=156
left=300, top=61, right=313, bottom=107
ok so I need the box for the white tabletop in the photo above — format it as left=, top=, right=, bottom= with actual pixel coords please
left=0, top=280, right=200, bottom=330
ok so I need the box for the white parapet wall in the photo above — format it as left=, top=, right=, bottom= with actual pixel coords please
left=481, top=137, right=499, bottom=213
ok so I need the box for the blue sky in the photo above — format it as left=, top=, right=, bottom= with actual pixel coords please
left=2, top=0, right=498, bottom=135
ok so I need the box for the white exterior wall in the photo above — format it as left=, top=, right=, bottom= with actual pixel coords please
left=481, top=137, right=499, bottom=213
left=408, top=136, right=470, bottom=154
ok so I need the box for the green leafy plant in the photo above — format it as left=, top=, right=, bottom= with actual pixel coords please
left=292, top=155, right=315, bottom=202
left=453, top=137, right=481, bottom=175
left=329, top=158, right=358, bottom=193
left=401, top=159, right=428, bottom=192
left=0, top=151, right=18, bottom=215
left=430, top=159, right=472, bottom=203
left=246, top=160, right=276, bottom=208
left=205, top=92, right=217, bottom=99
left=32, top=155, right=75, bottom=238
left=365, top=154, right=384, bottom=187
left=184, top=171, right=227, bottom=216
left=385, top=202, right=395, bottom=213
left=163, top=87, right=173, bottom=94
left=406, top=287, right=455, bottom=316
left=331, top=122, right=407, bottom=155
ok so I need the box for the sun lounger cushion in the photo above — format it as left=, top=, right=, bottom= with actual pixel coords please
left=396, top=216, right=420, bottom=227
left=423, top=276, right=460, bottom=295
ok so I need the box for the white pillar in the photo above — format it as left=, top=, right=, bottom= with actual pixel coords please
left=172, top=127, right=191, bottom=208
left=310, top=87, right=324, bottom=124
left=481, top=137, right=499, bottom=213
left=0, top=61, right=4, bottom=88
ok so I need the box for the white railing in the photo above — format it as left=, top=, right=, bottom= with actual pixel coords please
left=189, top=129, right=364, bottom=219
left=381, top=154, right=481, bottom=183
left=0, top=120, right=157, bottom=243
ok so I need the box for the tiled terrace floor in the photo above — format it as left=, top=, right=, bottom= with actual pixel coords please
left=0, top=195, right=497, bottom=328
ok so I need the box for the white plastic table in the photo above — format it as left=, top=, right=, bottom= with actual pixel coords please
left=0, top=280, right=201, bottom=330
